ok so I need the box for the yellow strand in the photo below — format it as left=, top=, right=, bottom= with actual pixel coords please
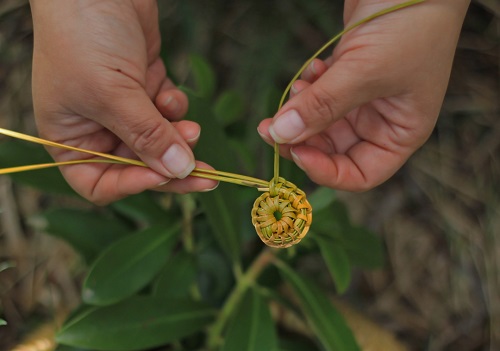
left=0, top=127, right=268, bottom=189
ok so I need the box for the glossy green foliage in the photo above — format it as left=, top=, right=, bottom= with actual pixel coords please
left=314, top=201, right=385, bottom=269
left=56, top=297, right=214, bottom=350
left=278, top=262, right=361, bottom=351
left=184, top=77, right=243, bottom=263
left=153, top=252, right=197, bottom=298
left=316, top=236, right=352, bottom=294
left=221, top=289, right=278, bottom=351
left=82, top=225, right=180, bottom=306
left=42, top=208, right=133, bottom=263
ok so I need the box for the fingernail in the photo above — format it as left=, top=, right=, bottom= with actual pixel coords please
left=162, top=144, right=195, bottom=179
left=200, top=182, right=219, bottom=192
left=269, top=109, right=305, bottom=144
left=290, top=148, right=305, bottom=171
left=186, top=128, right=201, bottom=143
left=156, top=179, right=171, bottom=187
left=257, top=127, right=273, bottom=144
left=290, top=83, right=299, bottom=96
left=309, top=60, right=317, bottom=76
left=163, top=96, right=179, bottom=113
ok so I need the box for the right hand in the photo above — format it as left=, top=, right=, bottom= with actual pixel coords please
left=30, top=0, right=217, bottom=204
left=258, top=0, right=470, bottom=191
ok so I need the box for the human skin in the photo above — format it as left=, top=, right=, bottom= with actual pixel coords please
left=258, top=0, right=471, bottom=191
left=29, top=0, right=217, bottom=204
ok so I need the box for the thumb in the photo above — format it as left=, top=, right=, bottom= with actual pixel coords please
left=97, top=89, right=196, bottom=179
left=269, top=64, right=374, bottom=144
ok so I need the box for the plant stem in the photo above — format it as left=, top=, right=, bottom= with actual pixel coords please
left=206, top=248, right=276, bottom=350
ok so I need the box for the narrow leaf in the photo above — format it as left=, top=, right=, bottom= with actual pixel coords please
left=190, top=54, right=216, bottom=98
left=313, top=202, right=385, bottom=269
left=315, top=236, right=352, bottom=294
left=228, top=138, right=256, bottom=174
left=82, top=225, right=180, bottom=305
left=56, top=297, right=214, bottom=350
left=197, top=248, right=234, bottom=302
left=278, top=338, right=321, bottom=351
left=340, top=226, right=385, bottom=269
left=277, top=262, right=361, bottom=351
left=214, top=91, right=245, bottom=126
left=307, top=187, right=336, bottom=212
left=221, top=289, right=277, bottom=351
left=153, top=252, right=197, bottom=298
left=184, top=89, right=242, bottom=262
left=111, top=192, right=173, bottom=225
left=41, top=208, right=133, bottom=263
left=311, top=202, right=350, bottom=237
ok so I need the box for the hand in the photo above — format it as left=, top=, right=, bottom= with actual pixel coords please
left=30, top=0, right=217, bottom=204
left=258, top=0, right=470, bottom=191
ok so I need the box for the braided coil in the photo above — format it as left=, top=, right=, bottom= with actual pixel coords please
left=251, top=177, right=312, bottom=248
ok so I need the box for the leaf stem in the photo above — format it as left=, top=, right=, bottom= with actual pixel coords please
left=206, top=248, right=276, bottom=349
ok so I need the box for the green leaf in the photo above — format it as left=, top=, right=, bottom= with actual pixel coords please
left=228, top=138, right=256, bottom=174
left=198, top=188, right=242, bottom=263
left=0, top=318, right=6, bottom=326
left=277, top=262, right=361, bottom=351
left=55, top=345, right=89, bottom=351
left=307, top=187, right=336, bottom=212
left=189, top=54, right=216, bottom=98
left=41, top=208, right=133, bottom=263
left=153, top=252, right=197, bottom=298
left=340, top=226, right=385, bottom=269
left=214, top=91, right=245, bottom=127
left=294, top=0, right=340, bottom=36
left=82, top=225, right=180, bottom=306
left=221, top=289, right=277, bottom=351
left=111, top=192, right=173, bottom=225
left=278, top=338, right=320, bottom=351
left=312, top=201, right=385, bottom=269
left=0, top=140, right=74, bottom=194
left=315, top=236, right=352, bottom=294
left=197, top=248, right=234, bottom=302
left=311, top=201, right=350, bottom=237
left=184, top=90, right=242, bottom=263
left=56, top=296, right=214, bottom=350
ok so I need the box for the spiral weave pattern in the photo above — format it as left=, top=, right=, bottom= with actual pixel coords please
left=251, top=177, right=312, bottom=248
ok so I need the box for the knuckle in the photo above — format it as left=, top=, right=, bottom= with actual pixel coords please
left=306, top=86, right=338, bottom=126
left=129, top=119, right=168, bottom=155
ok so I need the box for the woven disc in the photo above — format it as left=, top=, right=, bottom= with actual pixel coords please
left=251, top=177, right=312, bottom=248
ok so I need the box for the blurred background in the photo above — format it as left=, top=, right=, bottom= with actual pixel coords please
left=0, top=0, right=498, bottom=350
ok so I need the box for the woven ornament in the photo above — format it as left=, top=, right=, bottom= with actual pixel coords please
left=251, top=177, right=312, bottom=248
